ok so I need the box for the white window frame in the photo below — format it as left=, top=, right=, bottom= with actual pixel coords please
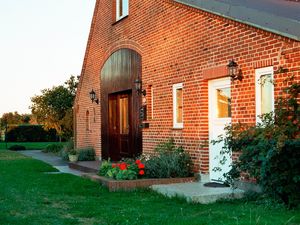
left=255, top=66, right=274, bottom=123
left=173, top=83, right=183, bottom=129
left=116, top=0, right=129, bottom=21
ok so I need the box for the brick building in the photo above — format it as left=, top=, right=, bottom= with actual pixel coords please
left=74, top=0, right=300, bottom=181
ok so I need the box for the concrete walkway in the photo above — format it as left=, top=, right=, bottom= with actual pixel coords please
left=18, top=150, right=244, bottom=204
left=18, top=150, right=84, bottom=176
left=151, top=182, right=244, bottom=204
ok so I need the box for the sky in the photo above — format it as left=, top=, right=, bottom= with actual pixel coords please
left=0, top=0, right=96, bottom=117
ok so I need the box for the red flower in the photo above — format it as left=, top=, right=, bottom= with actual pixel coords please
left=139, top=170, right=145, bottom=175
left=119, top=162, right=127, bottom=170
left=112, top=163, right=116, bottom=168
left=138, top=163, right=145, bottom=169
left=135, top=159, right=141, bottom=164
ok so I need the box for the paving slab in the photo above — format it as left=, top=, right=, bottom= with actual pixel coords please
left=151, top=182, right=244, bottom=204
left=18, top=150, right=86, bottom=176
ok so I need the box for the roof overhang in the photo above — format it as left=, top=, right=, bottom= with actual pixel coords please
left=175, top=0, right=300, bottom=41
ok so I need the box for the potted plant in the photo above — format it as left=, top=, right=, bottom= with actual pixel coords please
left=68, top=150, right=78, bottom=162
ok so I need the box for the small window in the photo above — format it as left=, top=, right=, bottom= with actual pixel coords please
left=173, top=83, right=183, bottom=128
left=93, top=108, right=96, bottom=123
left=86, top=110, right=90, bottom=131
left=255, top=66, right=274, bottom=123
left=116, top=0, right=129, bottom=21
left=150, top=85, right=154, bottom=119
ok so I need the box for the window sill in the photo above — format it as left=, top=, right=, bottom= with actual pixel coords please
left=172, top=126, right=183, bottom=130
left=113, top=15, right=128, bottom=25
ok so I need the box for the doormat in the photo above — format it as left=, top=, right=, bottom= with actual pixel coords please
left=203, top=182, right=230, bottom=188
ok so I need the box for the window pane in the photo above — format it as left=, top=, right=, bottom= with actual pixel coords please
left=176, top=88, right=183, bottom=123
left=119, top=97, right=129, bottom=135
left=119, top=0, right=123, bottom=17
left=216, top=88, right=231, bottom=118
left=123, top=0, right=128, bottom=16
left=260, top=74, right=273, bottom=114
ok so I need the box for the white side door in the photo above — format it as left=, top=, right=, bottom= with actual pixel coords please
left=208, top=77, right=232, bottom=181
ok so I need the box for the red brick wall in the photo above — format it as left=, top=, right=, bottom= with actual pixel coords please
left=75, top=0, right=300, bottom=173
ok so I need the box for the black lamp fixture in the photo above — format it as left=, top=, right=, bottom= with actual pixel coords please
left=89, top=89, right=99, bottom=104
left=227, top=59, right=243, bottom=82
left=134, top=78, right=146, bottom=96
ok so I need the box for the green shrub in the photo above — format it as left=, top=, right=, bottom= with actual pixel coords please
left=217, top=81, right=300, bottom=208
left=144, top=139, right=192, bottom=178
left=77, top=148, right=95, bottom=161
left=60, top=139, right=74, bottom=161
left=43, top=143, right=63, bottom=154
left=6, top=125, right=57, bottom=142
left=8, top=145, right=26, bottom=151
left=99, top=160, right=112, bottom=176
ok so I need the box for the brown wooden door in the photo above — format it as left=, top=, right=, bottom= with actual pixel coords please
left=108, top=92, right=132, bottom=160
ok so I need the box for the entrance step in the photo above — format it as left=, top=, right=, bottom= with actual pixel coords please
left=151, top=182, right=244, bottom=204
left=68, top=161, right=101, bottom=173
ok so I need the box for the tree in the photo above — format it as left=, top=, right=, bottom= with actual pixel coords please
left=0, top=112, right=31, bottom=128
left=30, top=75, right=79, bottom=141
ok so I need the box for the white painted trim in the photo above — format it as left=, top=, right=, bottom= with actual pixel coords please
left=116, top=0, right=129, bottom=21
left=208, top=77, right=232, bottom=181
left=255, top=66, right=274, bottom=123
left=173, top=83, right=183, bottom=129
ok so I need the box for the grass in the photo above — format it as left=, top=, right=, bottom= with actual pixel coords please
left=0, top=150, right=299, bottom=225
left=0, top=142, right=63, bottom=150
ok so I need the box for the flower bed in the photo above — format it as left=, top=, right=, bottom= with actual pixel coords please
left=93, top=139, right=196, bottom=191
left=83, top=173, right=197, bottom=191
left=99, top=159, right=146, bottom=180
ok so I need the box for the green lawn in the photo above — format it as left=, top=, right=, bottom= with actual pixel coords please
left=0, top=150, right=299, bottom=225
left=0, top=142, right=62, bottom=150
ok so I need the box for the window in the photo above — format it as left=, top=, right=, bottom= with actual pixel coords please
left=86, top=110, right=90, bottom=131
left=255, top=66, right=274, bottom=123
left=216, top=87, right=231, bottom=118
left=173, top=83, right=183, bottom=128
left=93, top=108, right=96, bottom=123
left=150, top=85, right=154, bottom=119
left=116, top=0, right=129, bottom=21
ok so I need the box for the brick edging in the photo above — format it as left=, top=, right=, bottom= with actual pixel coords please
left=82, top=174, right=197, bottom=191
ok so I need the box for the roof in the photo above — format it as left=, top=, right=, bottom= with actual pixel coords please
left=175, top=0, right=300, bottom=41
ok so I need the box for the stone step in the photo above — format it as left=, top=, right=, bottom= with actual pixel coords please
left=68, top=161, right=101, bottom=173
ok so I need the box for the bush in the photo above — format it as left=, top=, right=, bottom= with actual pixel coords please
left=8, top=145, right=26, bottom=151
left=77, top=148, right=95, bottom=161
left=144, top=139, right=192, bottom=178
left=6, top=125, right=57, bottom=142
left=60, top=139, right=74, bottom=161
left=218, top=81, right=300, bottom=208
left=43, top=143, right=63, bottom=154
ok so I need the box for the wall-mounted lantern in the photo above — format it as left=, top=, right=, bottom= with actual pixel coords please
left=89, top=89, right=99, bottom=104
left=227, top=59, right=243, bottom=82
left=134, top=79, right=146, bottom=96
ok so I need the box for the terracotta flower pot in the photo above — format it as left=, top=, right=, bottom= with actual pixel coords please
left=68, top=154, right=78, bottom=162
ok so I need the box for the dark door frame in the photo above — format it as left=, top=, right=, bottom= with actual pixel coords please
left=100, top=48, right=142, bottom=160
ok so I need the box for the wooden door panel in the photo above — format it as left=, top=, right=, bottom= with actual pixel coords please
left=108, top=92, right=132, bottom=160
left=108, top=95, right=119, bottom=160
left=119, top=94, right=131, bottom=157
left=101, top=49, right=142, bottom=160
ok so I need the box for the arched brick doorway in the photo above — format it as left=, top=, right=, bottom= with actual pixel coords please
left=100, top=48, right=142, bottom=161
